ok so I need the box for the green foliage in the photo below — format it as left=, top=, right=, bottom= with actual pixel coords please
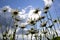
left=10, top=35, right=13, bottom=40
left=52, top=37, right=60, bottom=40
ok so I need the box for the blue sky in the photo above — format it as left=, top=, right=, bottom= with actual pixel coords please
left=0, top=0, right=44, bottom=9
left=0, top=0, right=60, bottom=17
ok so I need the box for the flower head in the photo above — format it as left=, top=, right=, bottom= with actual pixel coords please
left=14, top=22, right=18, bottom=27
left=37, top=16, right=45, bottom=21
left=15, top=18, right=20, bottom=21
left=43, top=0, right=53, bottom=13
left=2, top=8, right=7, bottom=12
left=44, top=6, right=50, bottom=13
left=27, top=18, right=36, bottom=25
left=33, top=8, right=40, bottom=14
left=28, top=9, right=42, bottom=21
left=19, top=23, right=28, bottom=29
left=53, top=19, right=57, bottom=23
left=25, top=31, right=30, bottom=35
left=11, top=9, right=19, bottom=16
left=48, top=24, right=54, bottom=28
left=34, top=34, right=38, bottom=37
left=43, top=0, right=53, bottom=7
left=2, top=6, right=12, bottom=12
left=41, top=21, right=47, bottom=27
left=42, top=29, right=48, bottom=34
left=28, top=28, right=38, bottom=34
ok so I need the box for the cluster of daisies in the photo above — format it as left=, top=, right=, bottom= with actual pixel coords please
left=0, top=0, right=60, bottom=40
left=0, top=0, right=54, bottom=28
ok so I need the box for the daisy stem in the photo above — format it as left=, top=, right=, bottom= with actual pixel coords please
left=27, top=35, right=28, bottom=40
left=46, top=13, right=53, bottom=34
left=54, top=8, right=60, bottom=30
left=48, top=11, right=58, bottom=36
left=22, top=29, right=24, bottom=40
left=13, top=27, right=17, bottom=40
left=31, top=34, right=33, bottom=40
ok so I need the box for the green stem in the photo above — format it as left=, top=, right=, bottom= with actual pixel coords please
left=22, top=29, right=24, bottom=40
left=27, top=35, right=28, bottom=40
left=13, top=27, right=17, bottom=40
left=48, top=11, right=58, bottom=36
left=31, top=34, right=33, bottom=40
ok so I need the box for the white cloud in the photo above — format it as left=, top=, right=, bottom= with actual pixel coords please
left=18, top=5, right=34, bottom=15
left=17, top=5, right=34, bottom=21
left=24, top=5, right=34, bottom=10
left=18, top=14, right=28, bottom=20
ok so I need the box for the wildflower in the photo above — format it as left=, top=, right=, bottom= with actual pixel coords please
left=25, top=31, right=30, bottom=35
left=3, top=31, right=8, bottom=40
left=14, top=15, right=21, bottom=22
left=2, top=6, right=12, bottom=12
left=28, top=9, right=42, bottom=21
left=33, top=8, right=40, bottom=14
left=14, top=22, right=18, bottom=27
left=41, top=16, right=45, bottom=19
left=34, top=34, right=38, bottom=37
left=37, top=16, right=45, bottom=21
left=37, top=16, right=42, bottom=21
left=2, top=8, right=7, bottom=12
left=11, top=9, right=19, bottom=16
left=43, top=31, right=47, bottom=34
left=15, top=18, right=20, bottom=21
left=44, top=6, right=49, bottom=13
left=27, top=19, right=36, bottom=25
left=42, top=29, right=48, bottom=34
left=43, top=0, right=53, bottom=7
left=41, top=21, right=47, bottom=27
left=48, top=24, right=53, bottom=28
left=28, top=28, right=38, bottom=34
left=53, top=19, right=57, bottom=23
left=20, top=23, right=28, bottom=29
left=15, top=25, right=18, bottom=27
left=43, top=0, right=53, bottom=13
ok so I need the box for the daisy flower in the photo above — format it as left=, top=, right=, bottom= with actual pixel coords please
left=19, top=22, right=28, bottom=29
left=43, top=0, right=53, bottom=7
left=28, top=28, right=38, bottom=34
left=43, top=0, right=53, bottom=13
left=40, top=21, right=47, bottom=27
left=2, top=6, right=12, bottom=12
left=28, top=9, right=42, bottom=21
left=27, top=19, right=36, bottom=25
left=11, top=9, right=19, bottom=17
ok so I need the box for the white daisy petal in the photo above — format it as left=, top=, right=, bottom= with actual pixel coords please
left=43, top=0, right=53, bottom=7
left=28, top=9, right=42, bottom=21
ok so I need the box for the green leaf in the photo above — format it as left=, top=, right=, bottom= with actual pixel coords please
left=52, top=37, right=60, bottom=40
